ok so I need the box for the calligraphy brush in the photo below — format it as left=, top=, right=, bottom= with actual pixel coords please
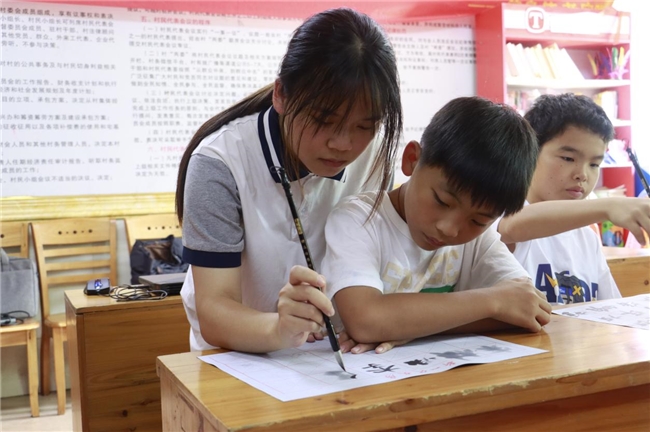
left=626, top=148, right=650, bottom=197
left=272, top=166, right=347, bottom=372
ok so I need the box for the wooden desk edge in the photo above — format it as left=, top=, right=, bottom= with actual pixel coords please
left=65, top=289, right=184, bottom=313
left=156, top=360, right=650, bottom=432
left=156, top=343, right=650, bottom=431
left=603, top=246, right=650, bottom=261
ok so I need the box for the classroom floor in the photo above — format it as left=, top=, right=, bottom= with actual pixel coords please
left=0, top=391, right=72, bottom=431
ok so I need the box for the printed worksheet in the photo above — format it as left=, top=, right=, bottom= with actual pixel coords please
left=199, top=334, right=547, bottom=402
left=553, top=294, right=650, bottom=330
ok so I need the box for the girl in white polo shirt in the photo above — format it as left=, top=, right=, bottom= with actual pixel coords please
left=175, top=8, right=403, bottom=352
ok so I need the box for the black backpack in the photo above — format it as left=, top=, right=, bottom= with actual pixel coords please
left=129, top=235, right=189, bottom=284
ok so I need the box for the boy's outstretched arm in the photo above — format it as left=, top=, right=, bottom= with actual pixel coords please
left=498, top=197, right=650, bottom=247
left=334, top=277, right=551, bottom=344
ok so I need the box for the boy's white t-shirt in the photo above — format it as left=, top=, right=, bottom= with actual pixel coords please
left=321, top=191, right=530, bottom=302
left=510, top=226, right=621, bottom=303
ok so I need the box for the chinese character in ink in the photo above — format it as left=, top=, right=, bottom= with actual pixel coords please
left=404, top=357, right=435, bottom=366
left=363, top=363, right=398, bottom=373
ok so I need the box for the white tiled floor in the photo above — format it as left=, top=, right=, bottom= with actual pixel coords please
left=0, top=391, right=72, bottom=432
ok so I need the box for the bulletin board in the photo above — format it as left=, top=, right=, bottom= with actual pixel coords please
left=1, top=0, right=477, bottom=221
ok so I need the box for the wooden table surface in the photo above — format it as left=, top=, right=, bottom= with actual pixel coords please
left=603, top=246, right=650, bottom=260
left=66, top=289, right=190, bottom=431
left=604, top=246, right=650, bottom=297
left=157, top=315, right=650, bottom=432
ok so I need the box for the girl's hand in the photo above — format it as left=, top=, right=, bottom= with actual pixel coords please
left=338, top=330, right=412, bottom=354
left=306, top=329, right=326, bottom=342
left=276, top=266, right=334, bottom=349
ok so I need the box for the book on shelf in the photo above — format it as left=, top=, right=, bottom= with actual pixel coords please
left=513, top=43, right=533, bottom=79
left=505, top=42, right=584, bottom=82
left=507, top=89, right=541, bottom=115
left=593, top=90, right=618, bottom=123
left=603, top=139, right=630, bottom=167
left=541, top=46, right=559, bottom=80
left=558, top=45, right=585, bottom=81
left=524, top=47, right=544, bottom=78
left=533, top=44, right=555, bottom=80
left=505, top=43, right=518, bottom=79
left=507, top=89, right=622, bottom=125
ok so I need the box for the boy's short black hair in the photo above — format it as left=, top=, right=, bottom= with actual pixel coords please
left=524, top=93, right=614, bottom=147
left=419, top=96, right=537, bottom=216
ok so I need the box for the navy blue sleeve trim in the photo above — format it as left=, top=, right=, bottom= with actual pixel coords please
left=183, top=247, right=241, bottom=268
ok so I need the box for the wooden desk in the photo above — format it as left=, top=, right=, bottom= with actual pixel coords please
left=604, top=246, right=650, bottom=297
left=157, top=316, right=650, bottom=432
left=65, top=290, right=190, bottom=431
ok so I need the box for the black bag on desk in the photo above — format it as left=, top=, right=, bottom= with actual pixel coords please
left=129, top=235, right=189, bottom=284
left=0, top=248, right=39, bottom=317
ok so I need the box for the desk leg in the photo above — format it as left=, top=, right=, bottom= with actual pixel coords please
left=160, top=368, right=177, bottom=431
left=66, top=299, right=85, bottom=431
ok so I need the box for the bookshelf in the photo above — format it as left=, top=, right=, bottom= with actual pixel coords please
left=506, top=78, right=630, bottom=90
left=476, top=2, right=634, bottom=197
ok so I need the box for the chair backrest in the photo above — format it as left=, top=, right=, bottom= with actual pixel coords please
left=0, top=221, right=29, bottom=258
left=124, top=214, right=182, bottom=253
left=31, top=218, right=117, bottom=318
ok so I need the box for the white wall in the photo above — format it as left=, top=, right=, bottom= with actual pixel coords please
left=0, top=220, right=132, bottom=398
left=1, top=2, right=477, bottom=399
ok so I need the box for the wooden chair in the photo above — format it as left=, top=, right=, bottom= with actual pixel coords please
left=31, top=218, right=117, bottom=415
left=123, top=214, right=182, bottom=253
left=0, top=221, right=40, bottom=417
